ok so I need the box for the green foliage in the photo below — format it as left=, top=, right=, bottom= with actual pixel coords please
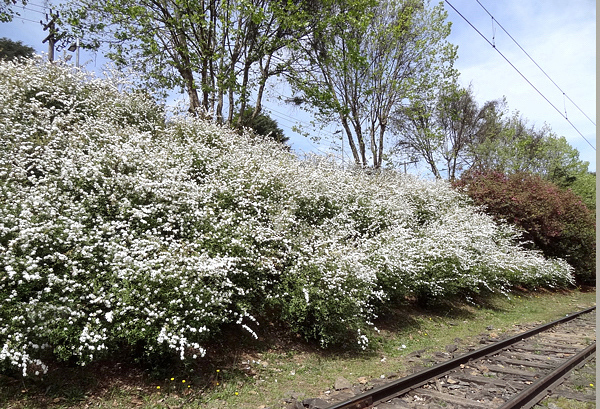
left=566, top=172, right=596, bottom=212
left=395, top=84, right=592, bottom=188
left=0, top=0, right=25, bottom=23
left=60, top=0, right=313, bottom=119
left=454, top=171, right=596, bottom=285
left=471, top=111, right=590, bottom=181
left=289, top=0, right=457, bottom=169
left=234, top=107, right=289, bottom=145
left=0, top=37, right=35, bottom=60
left=293, top=196, right=340, bottom=226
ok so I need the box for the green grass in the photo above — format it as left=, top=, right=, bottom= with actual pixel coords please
left=0, top=288, right=595, bottom=409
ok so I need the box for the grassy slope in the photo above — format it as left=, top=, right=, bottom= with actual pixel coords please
left=1, top=288, right=595, bottom=409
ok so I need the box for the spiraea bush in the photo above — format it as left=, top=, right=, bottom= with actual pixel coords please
left=0, top=59, right=574, bottom=376
left=453, top=171, right=595, bottom=285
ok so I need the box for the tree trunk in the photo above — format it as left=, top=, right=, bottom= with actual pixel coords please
left=352, top=120, right=368, bottom=167
left=369, top=122, right=378, bottom=168
left=251, top=54, right=273, bottom=123
left=376, top=123, right=386, bottom=169
left=341, top=117, right=361, bottom=166
left=179, top=67, right=202, bottom=115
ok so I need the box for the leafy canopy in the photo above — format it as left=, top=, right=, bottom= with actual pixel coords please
left=0, top=37, right=35, bottom=60
left=60, top=0, right=316, bottom=123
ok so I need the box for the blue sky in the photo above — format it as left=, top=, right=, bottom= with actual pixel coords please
left=1, top=0, right=595, bottom=173
left=444, top=0, right=596, bottom=172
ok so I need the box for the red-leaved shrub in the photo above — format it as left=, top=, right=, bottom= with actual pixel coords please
left=453, top=171, right=595, bottom=285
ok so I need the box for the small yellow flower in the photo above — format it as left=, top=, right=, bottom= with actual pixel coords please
left=170, top=377, right=174, bottom=381
left=182, top=380, right=186, bottom=383
left=235, top=392, right=239, bottom=396
left=156, top=386, right=160, bottom=389
left=591, top=383, right=594, bottom=387
left=216, top=369, right=220, bottom=373
left=216, top=382, right=220, bottom=386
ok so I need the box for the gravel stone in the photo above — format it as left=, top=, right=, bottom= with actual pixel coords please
left=334, top=376, right=352, bottom=390
left=445, top=344, right=458, bottom=353
left=301, top=397, right=329, bottom=409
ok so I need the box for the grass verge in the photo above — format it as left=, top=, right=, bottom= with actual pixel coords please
left=0, top=288, right=595, bottom=409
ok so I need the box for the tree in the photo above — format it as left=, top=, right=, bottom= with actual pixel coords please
left=567, top=172, right=595, bottom=212
left=393, top=83, right=592, bottom=184
left=470, top=111, right=594, bottom=206
left=470, top=112, right=589, bottom=177
left=288, top=0, right=457, bottom=169
left=61, top=0, right=310, bottom=122
left=0, top=37, right=35, bottom=60
left=235, top=107, right=290, bottom=145
left=1, top=0, right=25, bottom=22
left=392, top=84, right=504, bottom=179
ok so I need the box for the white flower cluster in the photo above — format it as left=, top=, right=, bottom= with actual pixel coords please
left=0, top=59, right=573, bottom=375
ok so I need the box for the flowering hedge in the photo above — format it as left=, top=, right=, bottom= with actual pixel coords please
left=0, top=59, right=574, bottom=376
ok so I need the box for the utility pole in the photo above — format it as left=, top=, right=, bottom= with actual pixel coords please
left=397, top=159, right=418, bottom=174
left=68, top=38, right=80, bottom=67
left=41, top=10, right=60, bottom=62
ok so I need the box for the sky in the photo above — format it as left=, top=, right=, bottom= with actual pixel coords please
left=1, top=0, right=596, bottom=173
left=443, top=0, right=596, bottom=172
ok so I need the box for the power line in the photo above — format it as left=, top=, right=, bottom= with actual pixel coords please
left=22, top=3, right=47, bottom=12
left=21, top=6, right=47, bottom=16
left=259, top=93, right=360, bottom=162
left=25, top=2, right=48, bottom=9
left=232, top=98, right=335, bottom=157
left=444, top=0, right=596, bottom=151
left=13, top=16, right=42, bottom=24
left=263, top=89, right=342, bottom=137
left=474, top=0, right=596, bottom=127
left=249, top=98, right=338, bottom=157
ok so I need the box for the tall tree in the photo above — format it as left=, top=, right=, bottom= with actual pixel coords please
left=61, top=0, right=310, bottom=122
left=470, top=112, right=589, bottom=179
left=288, top=0, right=457, bottom=169
left=392, top=83, right=591, bottom=184
left=567, top=171, right=595, bottom=212
left=392, top=84, right=504, bottom=179
left=235, top=107, right=290, bottom=145
left=0, top=37, right=35, bottom=60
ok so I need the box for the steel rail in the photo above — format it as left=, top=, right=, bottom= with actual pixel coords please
left=498, top=341, right=596, bottom=409
left=324, top=306, right=596, bottom=409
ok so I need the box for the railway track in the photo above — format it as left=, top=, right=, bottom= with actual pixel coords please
left=322, top=306, right=596, bottom=409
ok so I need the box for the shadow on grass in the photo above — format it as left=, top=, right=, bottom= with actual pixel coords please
left=0, top=289, right=570, bottom=408
left=373, top=290, right=513, bottom=334
left=0, top=358, right=156, bottom=409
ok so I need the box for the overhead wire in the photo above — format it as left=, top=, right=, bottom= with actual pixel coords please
left=444, top=0, right=596, bottom=151
left=259, top=103, right=340, bottom=157
left=474, top=0, right=596, bottom=127
left=25, top=2, right=48, bottom=9
left=242, top=92, right=348, bottom=158
left=21, top=7, right=46, bottom=15
left=13, top=16, right=42, bottom=24
left=22, top=3, right=47, bottom=12
left=266, top=102, right=350, bottom=155
left=261, top=99, right=360, bottom=164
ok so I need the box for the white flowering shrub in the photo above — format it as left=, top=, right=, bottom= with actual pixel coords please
left=0, top=59, right=574, bottom=375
